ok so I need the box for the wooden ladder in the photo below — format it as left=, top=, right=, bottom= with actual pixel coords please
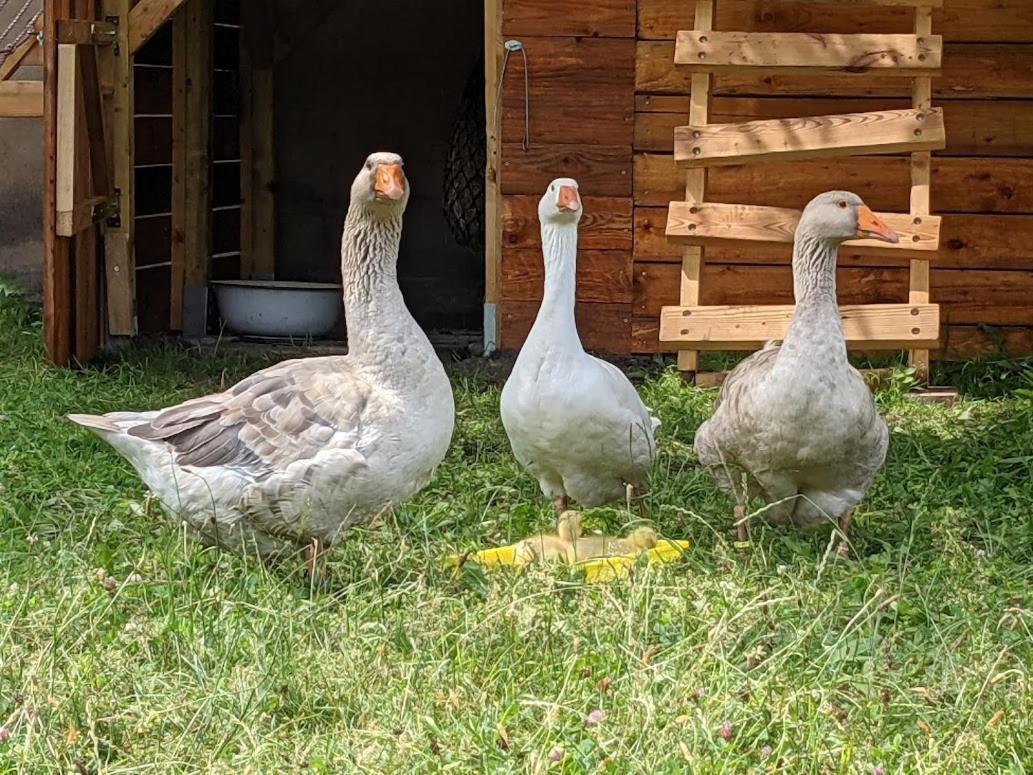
left=662, top=0, right=945, bottom=384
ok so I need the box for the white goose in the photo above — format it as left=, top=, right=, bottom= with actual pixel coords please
left=500, top=178, right=659, bottom=516
left=70, top=153, right=455, bottom=568
left=694, top=191, right=894, bottom=549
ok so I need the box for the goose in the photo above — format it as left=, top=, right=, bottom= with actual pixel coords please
left=694, top=191, right=894, bottom=551
left=500, top=178, right=660, bottom=518
left=69, top=152, right=455, bottom=572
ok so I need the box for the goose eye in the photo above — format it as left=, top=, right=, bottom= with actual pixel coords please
left=837, top=200, right=848, bottom=209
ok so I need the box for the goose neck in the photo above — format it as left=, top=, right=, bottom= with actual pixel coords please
left=778, top=231, right=848, bottom=368
left=531, top=221, right=581, bottom=344
left=339, top=205, right=414, bottom=360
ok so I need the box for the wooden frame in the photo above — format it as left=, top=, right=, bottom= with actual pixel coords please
left=483, top=0, right=503, bottom=353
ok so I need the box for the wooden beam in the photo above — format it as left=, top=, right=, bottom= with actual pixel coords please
left=250, top=68, right=274, bottom=278
left=43, top=0, right=73, bottom=366
left=674, top=107, right=946, bottom=167
left=170, top=12, right=187, bottom=329
left=0, top=81, right=43, bottom=116
left=909, top=5, right=935, bottom=379
left=56, top=19, right=117, bottom=45
left=128, top=0, right=188, bottom=55
left=101, top=0, right=135, bottom=335
left=777, top=0, right=941, bottom=5
left=181, top=0, right=212, bottom=338
left=674, top=31, right=941, bottom=75
left=658, top=303, right=941, bottom=350
left=666, top=201, right=940, bottom=254
left=484, top=0, right=503, bottom=352
left=676, top=0, right=713, bottom=373
left=55, top=44, right=81, bottom=235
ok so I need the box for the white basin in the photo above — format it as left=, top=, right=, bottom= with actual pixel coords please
left=210, top=280, right=342, bottom=338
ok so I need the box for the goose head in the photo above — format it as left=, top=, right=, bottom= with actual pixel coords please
left=350, top=152, right=409, bottom=213
left=798, top=191, right=899, bottom=245
left=538, top=177, right=583, bottom=226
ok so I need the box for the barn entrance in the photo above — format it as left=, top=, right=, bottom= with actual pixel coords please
left=269, top=1, right=486, bottom=336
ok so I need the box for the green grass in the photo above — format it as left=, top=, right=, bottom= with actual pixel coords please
left=1, top=291, right=1032, bottom=773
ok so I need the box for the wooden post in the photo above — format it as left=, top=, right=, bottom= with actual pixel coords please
left=239, top=0, right=274, bottom=281
left=908, top=5, right=933, bottom=381
left=102, top=0, right=136, bottom=336
left=170, top=10, right=187, bottom=329
left=43, top=0, right=74, bottom=365
left=482, top=0, right=502, bottom=353
left=180, top=0, right=212, bottom=338
left=677, top=0, right=713, bottom=377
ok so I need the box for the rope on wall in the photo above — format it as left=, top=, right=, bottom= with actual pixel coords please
left=493, top=39, right=530, bottom=152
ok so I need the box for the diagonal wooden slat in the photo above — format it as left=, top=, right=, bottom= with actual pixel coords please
left=658, top=303, right=941, bottom=350
left=674, top=31, right=941, bottom=75
left=128, top=0, right=188, bottom=54
left=674, top=107, right=945, bottom=167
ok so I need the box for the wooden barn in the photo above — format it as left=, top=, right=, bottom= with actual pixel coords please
left=2, top=0, right=1032, bottom=379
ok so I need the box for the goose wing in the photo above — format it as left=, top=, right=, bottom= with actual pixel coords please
left=127, top=356, right=368, bottom=478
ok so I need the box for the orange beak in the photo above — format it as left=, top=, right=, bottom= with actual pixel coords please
left=556, top=184, right=581, bottom=212
left=856, top=205, right=899, bottom=243
left=374, top=164, right=405, bottom=201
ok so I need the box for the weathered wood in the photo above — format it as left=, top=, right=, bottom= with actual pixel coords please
left=0, top=80, right=43, bottom=116
left=500, top=143, right=632, bottom=197
left=674, top=107, right=945, bottom=167
left=170, top=10, right=187, bottom=329
left=633, top=319, right=1033, bottom=361
left=658, top=303, right=940, bottom=349
left=249, top=68, right=274, bottom=277
left=502, top=195, right=632, bottom=250
left=641, top=207, right=1033, bottom=272
left=43, top=0, right=72, bottom=365
left=666, top=201, right=940, bottom=254
left=56, top=19, right=117, bottom=44
left=484, top=0, right=502, bottom=347
left=128, top=0, right=188, bottom=54
left=637, top=98, right=1027, bottom=157
left=674, top=31, right=941, bottom=75
left=634, top=261, right=1033, bottom=324
left=909, top=5, right=935, bottom=378
left=501, top=36, right=635, bottom=147
left=638, top=41, right=1033, bottom=100
left=55, top=44, right=81, bottom=235
left=501, top=249, right=634, bottom=304
left=182, top=0, right=212, bottom=336
left=502, top=0, right=635, bottom=38
left=633, top=154, right=1033, bottom=214
left=102, top=0, right=135, bottom=335
left=500, top=301, right=632, bottom=353
left=637, top=0, right=1031, bottom=42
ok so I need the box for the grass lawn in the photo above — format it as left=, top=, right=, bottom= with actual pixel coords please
left=1, top=290, right=1031, bottom=773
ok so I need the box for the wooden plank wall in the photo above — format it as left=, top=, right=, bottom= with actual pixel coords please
left=132, top=0, right=239, bottom=335
left=497, top=1, right=638, bottom=353
left=631, top=0, right=1033, bottom=361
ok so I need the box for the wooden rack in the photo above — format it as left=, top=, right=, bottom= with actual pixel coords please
left=662, top=0, right=945, bottom=382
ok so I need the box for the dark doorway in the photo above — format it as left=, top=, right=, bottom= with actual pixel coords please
left=274, top=1, right=486, bottom=334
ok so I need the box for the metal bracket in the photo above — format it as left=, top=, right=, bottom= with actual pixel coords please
left=105, top=16, right=120, bottom=55
left=96, top=193, right=121, bottom=228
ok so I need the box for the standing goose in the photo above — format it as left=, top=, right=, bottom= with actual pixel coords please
left=500, top=178, right=659, bottom=517
left=69, top=153, right=455, bottom=569
left=694, top=191, right=895, bottom=550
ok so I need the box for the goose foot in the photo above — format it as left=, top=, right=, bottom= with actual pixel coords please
left=734, top=504, right=750, bottom=548
left=835, top=511, right=854, bottom=558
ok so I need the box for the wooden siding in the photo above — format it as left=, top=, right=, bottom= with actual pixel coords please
left=498, top=7, right=636, bottom=353
left=497, top=0, right=1033, bottom=360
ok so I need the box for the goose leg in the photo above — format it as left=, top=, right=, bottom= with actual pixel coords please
left=734, top=503, right=749, bottom=545
left=553, top=495, right=568, bottom=518
left=304, top=539, right=326, bottom=583
left=835, top=510, right=854, bottom=558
